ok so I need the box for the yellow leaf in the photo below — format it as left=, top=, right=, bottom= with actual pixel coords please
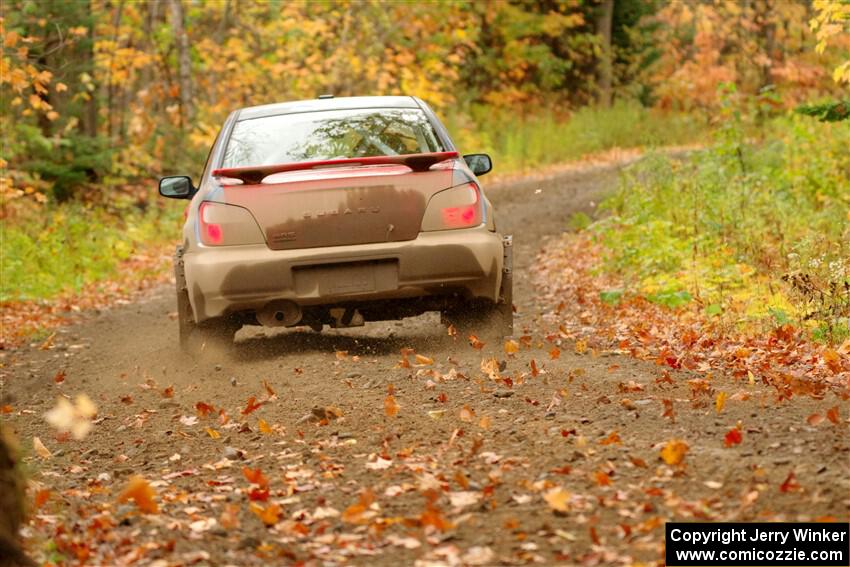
left=543, top=487, right=570, bottom=512
left=258, top=419, right=273, bottom=434
left=478, top=415, right=492, bottom=429
left=747, top=370, right=755, bottom=386
left=206, top=427, right=221, bottom=439
left=504, top=339, right=519, bottom=355
left=715, top=391, right=727, bottom=413
left=414, top=354, right=434, bottom=366
left=33, top=436, right=52, bottom=459
left=660, top=439, right=689, bottom=466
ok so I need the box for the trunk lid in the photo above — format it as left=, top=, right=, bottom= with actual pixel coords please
left=215, top=163, right=458, bottom=250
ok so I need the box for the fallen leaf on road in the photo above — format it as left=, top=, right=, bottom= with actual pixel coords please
left=504, top=339, right=519, bottom=355
left=33, top=436, right=52, bottom=459
left=414, top=354, right=434, bottom=366
left=543, top=487, right=570, bottom=512
left=826, top=406, right=840, bottom=425
left=250, top=502, right=281, bottom=526
left=660, top=439, right=689, bottom=466
left=715, top=391, right=727, bottom=413
left=241, top=396, right=263, bottom=415
left=459, top=405, right=475, bottom=422
left=468, top=335, right=485, bottom=349
left=779, top=471, right=801, bottom=493
left=724, top=426, right=743, bottom=447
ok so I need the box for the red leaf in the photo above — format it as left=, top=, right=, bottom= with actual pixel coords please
left=241, top=396, right=263, bottom=415
left=724, top=427, right=743, bottom=447
left=779, top=471, right=800, bottom=493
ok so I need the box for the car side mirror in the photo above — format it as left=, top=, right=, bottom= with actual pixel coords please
left=463, top=153, right=492, bottom=176
left=159, top=176, right=195, bottom=199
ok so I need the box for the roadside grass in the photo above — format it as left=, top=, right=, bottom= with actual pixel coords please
left=588, top=114, right=850, bottom=343
left=446, top=101, right=703, bottom=172
left=1, top=201, right=181, bottom=302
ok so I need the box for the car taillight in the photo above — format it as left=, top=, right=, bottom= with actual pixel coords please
left=421, top=182, right=483, bottom=231
left=198, top=201, right=264, bottom=246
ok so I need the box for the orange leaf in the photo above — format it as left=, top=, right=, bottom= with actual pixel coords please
left=724, top=427, right=743, bottom=447
left=1, top=405, right=12, bottom=414
left=53, top=370, right=66, bottom=384
left=826, top=406, right=840, bottom=425
left=33, top=489, right=51, bottom=510
left=807, top=413, right=824, bottom=426
left=195, top=401, right=214, bottom=417
left=594, top=471, right=612, bottom=486
left=414, top=354, right=434, bottom=366
left=262, top=379, right=276, bottom=398
left=342, top=489, right=375, bottom=524
left=599, top=431, right=621, bottom=445
left=241, top=396, right=263, bottom=415
left=258, top=418, right=273, bottom=434
left=530, top=359, right=540, bottom=377
left=162, top=386, right=174, bottom=398
left=118, top=476, right=158, bottom=514
left=384, top=388, right=399, bottom=418
left=822, top=349, right=841, bottom=374
left=549, top=346, right=561, bottom=360
left=459, top=405, right=475, bottom=422
left=660, top=439, right=689, bottom=466
left=250, top=502, right=281, bottom=526
left=242, top=467, right=269, bottom=488
left=478, top=415, right=492, bottom=429
left=468, top=335, right=485, bottom=350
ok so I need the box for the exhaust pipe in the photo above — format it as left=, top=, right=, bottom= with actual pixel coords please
left=257, top=300, right=302, bottom=327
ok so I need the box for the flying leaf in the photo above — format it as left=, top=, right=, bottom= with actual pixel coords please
left=44, top=394, right=98, bottom=440
left=162, top=385, right=174, bottom=398
left=660, top=439, right=689, bottom=466
left=205, top=427, right=221, bottom=439
left=414, top=354, right=434, bottom=366
left=53, top=370, right=66, bottom=384
left=549, top=346, right=561, bottom=360
left=594, top=471, right=612, bottom=486
left=504, top=339, right=519, bottom=355
left=118, top=475, right=158, bottom=514
left=468, top=335, right=485, bottom=350
left=807, top=413, right=824, bottom=426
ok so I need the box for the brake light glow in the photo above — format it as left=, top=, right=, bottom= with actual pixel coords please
left=441, top=183, right=480, bottom=228
left=199, top=202, right=224, bottom=245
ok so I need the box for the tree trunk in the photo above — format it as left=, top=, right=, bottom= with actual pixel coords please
left=595, top=0, right=614, bottom=107
left=168, top=0, right=193, bottom=128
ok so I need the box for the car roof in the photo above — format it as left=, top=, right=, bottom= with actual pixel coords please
left=236, top=96, right=421, bottom=121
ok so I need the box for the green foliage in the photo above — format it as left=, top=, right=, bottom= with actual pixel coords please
left=0, top=202, right=181, bottom=301
left=592, top=114, right=850, bottom=341
left=795, top=100, right=850, bottom=122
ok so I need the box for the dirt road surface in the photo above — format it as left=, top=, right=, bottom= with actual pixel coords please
left=2, top=160, right=848, bottom=566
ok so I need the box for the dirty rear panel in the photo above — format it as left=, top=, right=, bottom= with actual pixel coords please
left=213, top=165, right=462, bottom=250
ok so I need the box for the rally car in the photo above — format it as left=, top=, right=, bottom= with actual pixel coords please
left=159, top=95, right=512, bottom=351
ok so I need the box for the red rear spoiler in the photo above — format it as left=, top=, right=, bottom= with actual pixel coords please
left=212, top=151, right=459, bottom=185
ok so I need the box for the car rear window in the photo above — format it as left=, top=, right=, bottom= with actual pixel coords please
left=222, top=108, right=446, bottom=168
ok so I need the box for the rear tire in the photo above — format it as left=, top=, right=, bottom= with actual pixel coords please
left=175, top=246, right=238, bottom=356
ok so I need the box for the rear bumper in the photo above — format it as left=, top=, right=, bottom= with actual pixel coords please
left=184, top=226, right=504, bottom=322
